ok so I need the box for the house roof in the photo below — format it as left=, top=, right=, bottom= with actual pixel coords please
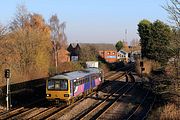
left=70, top=43, right=78, bottom=48
left=118, top=50, right=128, bottom=55
left=69, top=43, right=116, bottom=51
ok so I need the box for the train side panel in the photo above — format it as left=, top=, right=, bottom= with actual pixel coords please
left=73, top=75, right=102, bottom=97
left=73, top=84, right=84, bottom=97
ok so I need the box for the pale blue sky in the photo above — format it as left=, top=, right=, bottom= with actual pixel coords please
left=0, top=0, right=169, bottom=44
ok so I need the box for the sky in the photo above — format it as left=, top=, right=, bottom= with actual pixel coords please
left=0, top=0, right=169, bottom=44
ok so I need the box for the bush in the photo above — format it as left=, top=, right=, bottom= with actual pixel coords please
left=58, top=62, right=83, bottom=73
left=160, top=103, right=180, bottom=120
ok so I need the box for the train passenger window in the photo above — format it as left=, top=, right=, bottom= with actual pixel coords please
left=82, top=79, right=85, bottom=84
left=77, top=81, right=80, bottom=85
left=94, top=75, right=96, bottom=79
left=84, top=79, right=86, bottom=83
left=74, top=82, right=77, bottom=86
left=86, top=78, right=89, bottom=82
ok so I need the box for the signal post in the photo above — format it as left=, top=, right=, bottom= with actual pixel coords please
left=5, top=69, right=11, bottom=111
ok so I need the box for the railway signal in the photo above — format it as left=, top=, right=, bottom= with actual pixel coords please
left=5, top=69, right=10, bottom=78
left=140, top=61, right=144, bottom=78
left=4, top=69, right=11, bottom=111
left=140, top=61, right=144, bottom=67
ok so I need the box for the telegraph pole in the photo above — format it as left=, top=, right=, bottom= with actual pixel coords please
left=125, top=29, right=127, bottom=43
left=53, top=41, right=58, bottom=74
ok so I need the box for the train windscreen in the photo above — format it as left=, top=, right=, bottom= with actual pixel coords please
left=48, top=79, right=68, bottom=91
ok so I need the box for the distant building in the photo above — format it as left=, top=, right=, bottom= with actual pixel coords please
left=128, top=45, right=141, bottom=62
left=117, top=50, right=128, bottom=62
left=67, top=43, right=117, bottom=63
left=67, top=43, right=80, bottom=61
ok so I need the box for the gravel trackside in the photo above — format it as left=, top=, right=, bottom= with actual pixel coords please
left=58, top=97, right=98, bottom=120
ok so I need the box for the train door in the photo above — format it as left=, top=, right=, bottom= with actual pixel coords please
left=90, top=75, right=92, bottom=90
left=70, top=80, right=74, bottom=96
left=100, top=70, right=104, bottom=83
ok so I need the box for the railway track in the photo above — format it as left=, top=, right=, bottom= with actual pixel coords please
left=96, top=87, right=156, bottom=120
left=0, top=67, right=135, bottom=120
left=104, top=71, right=117, bottom=78
left=0, top=70, right=126, bottom=119
left=126, top=93, right=156, bottom=120
left=74, top=83, right=135, bottom=120
left=0, top=98, right=46, bottom=120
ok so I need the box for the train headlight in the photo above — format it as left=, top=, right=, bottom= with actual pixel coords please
left=64, top=94, right=69, bottom=97
left=46, top=94, right=51, bottom=97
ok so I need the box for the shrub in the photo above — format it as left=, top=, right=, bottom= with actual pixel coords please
left=160, top=103, right=180, bottom=120
left=58, top=62, right=83, bottom=73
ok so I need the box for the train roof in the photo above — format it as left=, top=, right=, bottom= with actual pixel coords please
left=49, top=68, right=101, bottom=80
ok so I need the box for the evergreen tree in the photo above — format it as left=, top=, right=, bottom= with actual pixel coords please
left=115, top=40, right=123, bottom=51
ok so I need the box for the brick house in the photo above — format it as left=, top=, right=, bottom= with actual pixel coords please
left=67, top=43, right=117, bottom=63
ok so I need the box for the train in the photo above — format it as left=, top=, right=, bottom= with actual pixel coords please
left=46, top=67, right=104, bottom=105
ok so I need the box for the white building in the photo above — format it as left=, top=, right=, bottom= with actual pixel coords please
left=117, top=50, right=129, bottom=62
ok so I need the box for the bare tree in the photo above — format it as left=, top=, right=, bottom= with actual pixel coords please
left=0, top=24, right=7, bottom=66
left=10, top=5, right=30, bottom=30
left=163, top=0, right=180, bottom=79
left=49, top=14, right=67, bottom=73
left=163, top=0, right=180, bottom=29
left=50, top=14, right=67, bottom=48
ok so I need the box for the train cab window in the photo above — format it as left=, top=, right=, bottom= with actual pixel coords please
left=48, top=80, right=54, bottom=89
left=48, top=79, right=68, bottom=91
left=60, top=79, right=68, bottom=90
left=55, top=81, right=60, bottom=89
